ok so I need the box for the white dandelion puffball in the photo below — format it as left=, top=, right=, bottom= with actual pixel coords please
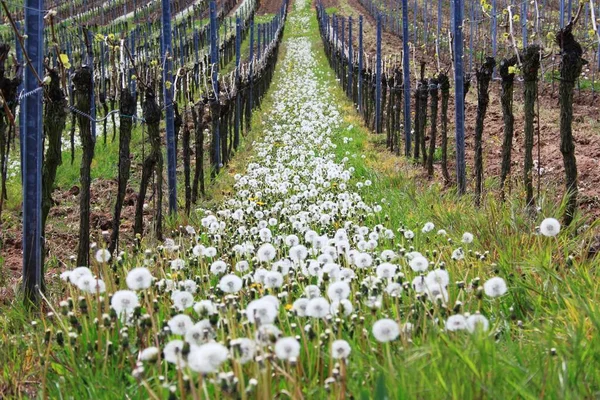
left=462, top=232, right=474, bottom=244
left=330, top=299, right=354, bottom=317
left=170, top=258, right=186, bottom=271
left=426, top=269, right=450, bottom=288
left=327, top=281, right=351, bottom=301
left=331, top=340, right=351, bottom=359
left=68, top=266, right=93, bottom=284
left=445, top=314, right=468, bottom=331
left=95, top=249, right=111, bottom=263
left=110, top=290, right=139, bottom=316
left=218, top=274, right=243, bottom=293
left=126, top=267, right=153, bottom=290
left=306, top=297, right=330, bottom=318
left=163, top=340, right=186, bottom=366
left=540, top=218, right=561, bottom=237
left=372, top=319, right=400, bottom=342
left=139, top=347, right=159, bottom=362
left=422, top=222, right=435, bottom=233
left=483, top=277, right=508, bottom=297
left=292, top=298, right=309, bottom=316
left=172, top=291, right=195, bottom=311
left=466, top=313, right=490, bottom=333
left=274, top=337, right=301, bottom=360
left=210, top=260, right=228, bottom=275
left=187, top=342, right=229, bottom=373
left=168, top=314, right=194, bottom=335
left=257, top=243, right=277, bottom=262
left=409, top=255, right=429, bottom=272
left=230, top=338, right=256, bottom=364
left=194, top=300, right=216, bottom=316
left=264, top=271, right=284, bottom=289
left=246, top=299, right=278, bottom=324
left=185, top=320, right=215, bottom=346
left=76, top=275, right=106, bottom=294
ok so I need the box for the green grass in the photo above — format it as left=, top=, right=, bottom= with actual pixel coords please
left=2, top=2, right=600, bottom=400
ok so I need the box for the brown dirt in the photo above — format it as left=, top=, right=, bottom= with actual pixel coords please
left=257, top=0, right=283, bottom=15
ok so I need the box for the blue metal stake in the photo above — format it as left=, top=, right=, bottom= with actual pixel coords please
left=452, top=0, right=466, bottom=194
left=376, top=14, right=382, bottom=134
left=235, top=17, right=241, bottom=149
left=402, top=0, right=411, bottom=156
left=86, top=29, right=96, bottom=141
left=341, top=17, right=345, bottom=91
left=210, top=0, right=220, bottom=170
left=358, top=16, right=364, bottom=115
left=560, top=0, right=565, bottom=28
left=15, top=21, right=25, bottom=191
left=348, top=17, right=353, bottom=99
left=249, top=20, right=254, bottom=110
left=491, top=0, right=497, bottom=59
left=162, top=0, right=178, bottom=213
left=22, top=0, right=44, bottom=305
left=522, top=0, right=528, bottom=47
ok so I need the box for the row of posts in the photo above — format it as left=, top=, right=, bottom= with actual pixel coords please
left=320, top=0, right=470, bottom=190
left=21, top=0, right=266, bottom=304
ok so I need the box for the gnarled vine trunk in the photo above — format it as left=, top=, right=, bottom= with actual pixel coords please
left=556, top=24, right=586, bottom=226
left=74, top=66, right=95, bottom=267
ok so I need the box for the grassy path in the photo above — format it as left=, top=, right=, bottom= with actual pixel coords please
left=1, top=0, right=600, bottom=399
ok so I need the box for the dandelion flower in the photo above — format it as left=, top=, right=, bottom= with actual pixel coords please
left=372, top=319, right=400, bottom=342
left=451, top=248, right=465, bottom=261
left=194, top=300, right=217, bottom=317
left=540, top=218, right=561, bottom=237
left=330, top=299, right=353, bottom=316
left=126, top=267, right=153, bottom=290
left=409, top=256, right=429, bottom=272
left=185, top=320, right=215, bottom=346
left=304, top=284, right=321, bottom=299
left=170, top=258, right=186, bottom=271
left=327, top=281, right=351, bottom=301
left=483, top=277, right=508, bottom=297
left=230, top=338, right=256, bottom=364
left=462, top=232, right=474, bottom=244
left=306, top=297, right=330, bottom=318
left=168, top=314, right=194, bottom=335
left=292, top=298, right=309, bottom=316
left=426, top=269, right=450, bottom=288
left=210, top=260, right=228, bottom=275
left=385, top=282, right=403, bottom=297
left=111, top=290, right=139, bottom=316
left=187, top=342, right=228, bottom=373
left=376, top=263, right=397, bottom=279
left=445, top=315, right=467, bottom=331
left=246, top=299, right=278, bottom=324
left=289, top=244, right=308, bottom=262
left=331, top=340, right=351, bottom=359
left=264, top=271, right=284, bottom=289
left=235, top=260, right=250, bottom=272
left=274, top=337, right=300, bottom=360
left=422, top=222, right=435, bottom=233
left=219, top=274, right=243, bottom=293
left=139, top=347, right=159, bottom=362
left=257, top=243, right=277, bottom=262
left=68, top=266, right=93, bottom=284
left=466, top=313, right=490, bottom=333
left=163, top=340, right=186, bottom=366
left=76, top=275, right=106, bottom=294
left=95, top=249, right=111, bottom=263
left=172, top=291, right=195, bottom=311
